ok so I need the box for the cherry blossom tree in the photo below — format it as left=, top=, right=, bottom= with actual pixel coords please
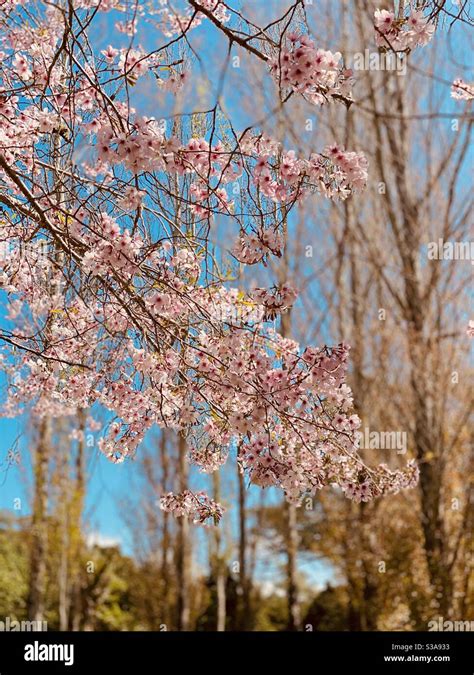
left=1, top=0, right=446, bottom=525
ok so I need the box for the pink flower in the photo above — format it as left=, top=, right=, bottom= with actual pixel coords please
left=374, top=9, right=395, bottom=32
left=12, top=53, right=32, bottom=80
left=101, top=45, right=119, bottom=63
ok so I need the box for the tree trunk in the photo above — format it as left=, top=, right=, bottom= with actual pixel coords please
left=160, top=431, right=171, bottom=628
left=280, top=286, right=301, bottom=630
left=176, top=432, right=191, bottom=630
left=237, top=463, right=251, bottom=629
left=285, top=501, right=301, bottom=630
left=27, top=416, right=51, bottom=622
left=70, top=408, right=86, bottom=631
left=213, top=471, right=226, bottom=631
left=58, top=532, right=69, bottom=630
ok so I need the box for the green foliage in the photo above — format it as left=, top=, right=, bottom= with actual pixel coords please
left=253, top=593, right=288, bottom=631
left=303, top=585, right=348, bottom=631
left=195, top=571, right=240, bottom=631
left=0, top=512, right=29, bottom=619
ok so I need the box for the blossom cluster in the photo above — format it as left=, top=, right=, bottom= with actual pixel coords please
left=159, top=490, right=225, bottom=525
left=82, top=213, right=144, bottom=276
left=251, top=284, right=298, bottom=319
left=241, top=134, right=368, bottom=203
left=232, top=229, right=285, bottom=266
left=269, top=33, right=353, bottom=105
left=374, top=8, right=435, bottom=52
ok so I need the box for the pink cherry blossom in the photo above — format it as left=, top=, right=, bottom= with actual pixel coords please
left=374, top=7, right=435, bottom=52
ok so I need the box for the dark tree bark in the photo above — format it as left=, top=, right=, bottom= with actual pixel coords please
left=176, top=432, right=191, bottom=630
left=236, top=461, right=251, bottom=629
left=27, top=416, right=51, bottom=622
